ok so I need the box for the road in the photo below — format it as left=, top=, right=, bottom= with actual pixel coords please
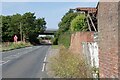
left=1, top=45, right=50, bottom=78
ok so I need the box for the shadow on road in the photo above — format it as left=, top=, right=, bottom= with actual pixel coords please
left=34, top=43, right=52, bottom=46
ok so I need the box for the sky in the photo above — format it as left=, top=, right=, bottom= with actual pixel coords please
left=2, top=1, right=98, bottom=30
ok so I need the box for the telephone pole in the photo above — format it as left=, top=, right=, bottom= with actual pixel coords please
left=20, top=22, right=22, bottom=41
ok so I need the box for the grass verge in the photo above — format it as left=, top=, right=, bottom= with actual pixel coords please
left=2, top=41, right=32, bottom=51
left=49, top=46, right=92, bottom=78
left=51, top=45, right=59, bottom=49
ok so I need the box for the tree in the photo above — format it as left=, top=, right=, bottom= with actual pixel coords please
left=2, top=14, right=22, bottom=42
left=0, top=15, right=2, bottom=42
left=70, top=14, right=88, bottom=32
left=2, top=16, right=12, bottom=41
left=58, top=12, right=78, bottom=34
left=53, top=9, right=78, bottom=46
left=53, top=9, right=78, bottom=45
left=2, top=12, right=47, bottom=43
left=56, top=9, right=78, bottom=40
left=10, top=14, right=22, bottom=35
left=28, top=18, right=46, bottom=44
left=21, top=12, right=36, bottom=41
left=65, top=9, right=74, bottom=15
left=35, top=18, right=46, bottom=33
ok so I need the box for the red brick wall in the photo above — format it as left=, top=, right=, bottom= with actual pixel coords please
left=118, top=1, right=120, bottom=79
left=98, top=2, right=119, bottom=78
left=69, top=32, right=94, bottom=54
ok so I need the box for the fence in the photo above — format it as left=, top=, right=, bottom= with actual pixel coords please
left=82, top=42, right=99, bottom=78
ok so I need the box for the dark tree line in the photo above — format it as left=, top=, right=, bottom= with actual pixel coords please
left=2, top=12, right=46, bottom=44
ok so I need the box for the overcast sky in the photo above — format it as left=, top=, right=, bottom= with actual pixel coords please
left=2, top=1, right=98, bottom=29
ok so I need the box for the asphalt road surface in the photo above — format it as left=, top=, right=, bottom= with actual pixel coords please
left=1, top=45, right=50, bottom=78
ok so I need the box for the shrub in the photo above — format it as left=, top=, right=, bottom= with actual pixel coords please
left=70, top=14, right=88, bottom=32
left=58, top=31, right=71, bottom=48
left=2, top=42, right=32, bottom=51
left=49, top=46, right=92, bottom=78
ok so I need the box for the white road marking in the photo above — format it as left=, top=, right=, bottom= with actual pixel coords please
left=13, top=55, right=18, bottom=57
left=42, top=56, right=47, bottom=72
left=2, top=46, right=42, bottom=65
left=2, top=60, right=10, bottom=65
left=0, top=60, right=5, bottom=65
left=42, top=63, right=46, bottom=72
left=44, top=57, right=47, bottom=62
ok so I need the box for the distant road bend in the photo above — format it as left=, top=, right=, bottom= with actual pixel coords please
left=2, top=45, right=50, bottom=78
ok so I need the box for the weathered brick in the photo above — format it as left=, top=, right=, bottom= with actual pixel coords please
left=98, top=1, right=119, bottom=78
left=69, top=32, right=94, bottom=54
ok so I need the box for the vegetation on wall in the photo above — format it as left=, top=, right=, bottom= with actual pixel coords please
left=58, top=31, right=71, bottom=48
left=70, top=14, right=88, bottom=32
left=53, top=9, right=78, bottom=47
left=54, top=9, right=88, bottom=48
left=58, top=11, right=78, bottom=34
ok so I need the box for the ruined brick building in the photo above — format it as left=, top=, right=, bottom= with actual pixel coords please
left=98, top=1, right=120, bottom=78
left=70, top=1, right=120, bottom=78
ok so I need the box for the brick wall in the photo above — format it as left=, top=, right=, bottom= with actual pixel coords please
left=98, top=2, right=119, bottom=78
left=69, top=32, right=94, bottom=54
left=118, top=1, right=120, bottom=78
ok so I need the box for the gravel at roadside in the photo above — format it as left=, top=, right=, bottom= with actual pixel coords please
left=46, top=47, right=59, bottom=78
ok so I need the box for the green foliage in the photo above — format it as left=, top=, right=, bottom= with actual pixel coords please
left=49, top=46, right=92, bottom=78
left=21, top=12, right=36, bottom=39
left=51, top=45, right=59, bottom=49
left=70, top=14, right=88, bottom=32
left=58, top=31, right=71, bottom=48
left=45, top=35, right=53, bottom=40
left=58, top=12, right=78, bottom=34
left=54, top=9, right=79, bottom=47
left=54, top=11, right=88, bottom=48
left=2, top=15, right=13, bottom=41
left=10, top=14, right=22, bottom=35
left=2, top=42, right=32, bottom=51
left=2, top=12, right=46, bottom=44
left=35, top=18, right=46, bottom=33
left=52, top=37, right=58, bottom=45
left=28, top=33, right=40, bottom=44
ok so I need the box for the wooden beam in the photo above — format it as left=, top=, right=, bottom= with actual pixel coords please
left=88, top=13, right=97, bottom=32
left=86, top=16, right=92, bottom=31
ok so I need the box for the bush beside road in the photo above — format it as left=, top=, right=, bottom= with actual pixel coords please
left=2, top=41, right=32, bottom=51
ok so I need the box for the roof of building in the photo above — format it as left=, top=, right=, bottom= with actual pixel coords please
left=76, top=7, right=97, bottom=13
